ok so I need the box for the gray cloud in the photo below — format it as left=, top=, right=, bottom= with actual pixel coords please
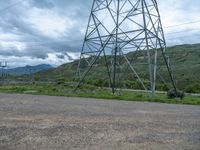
left=29, top=0, right=54, bottom=9
left=0, top=0, right=199, bottom=67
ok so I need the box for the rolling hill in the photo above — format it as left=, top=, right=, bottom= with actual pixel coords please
left=36, top=44, right=200, bottom=93
left=4, top=64, right=53, bottom=75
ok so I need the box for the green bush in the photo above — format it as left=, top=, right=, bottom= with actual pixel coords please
left=56, top=77, right=66, bottom=85
left=124, top=80, right=143, bottom=89
left=186, top=84, right=200, bottom=93
left=156, top=83, right=169, bottom=91
left=167, top=89, right=185, bottom=99
left=85, top=79, right=107, bottom=87
left=34, top=75, right=41, bottom=81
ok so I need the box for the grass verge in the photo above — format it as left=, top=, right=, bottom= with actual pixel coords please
left=0, top=83, right=199, bottom=105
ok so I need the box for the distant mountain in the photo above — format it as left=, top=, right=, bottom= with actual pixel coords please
left=4, top=64, right=53, bottom=75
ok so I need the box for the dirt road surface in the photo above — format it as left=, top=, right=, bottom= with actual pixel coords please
left=0, top=93, right=200, bottom=150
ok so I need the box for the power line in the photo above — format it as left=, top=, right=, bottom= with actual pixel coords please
left=166, top=34, right=200, bottom=40
left=0, top=0, right=199, bottom=48
left=0, top=0, right=26, bottom=13
left=0, top=39, right=83, bottom=47
left=164, top=20, right=200, bottom=28
left=165, top=29, right=200, bottom=35
left=1, top=32, right=199, bottom=50
left=0, top=0, right=200, bottom=29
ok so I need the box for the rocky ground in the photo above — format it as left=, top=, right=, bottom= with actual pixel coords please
left=0, top=93, right=200, bottom=150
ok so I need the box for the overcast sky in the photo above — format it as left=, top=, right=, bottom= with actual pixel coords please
left=0, top=0, right=200, bottom=68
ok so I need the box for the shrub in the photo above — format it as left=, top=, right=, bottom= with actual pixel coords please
left=167, top=89, right=185, bottom=99
left=34, top=75, right=41, bottom=81
left=56, top=78, right=66, bottom=85
left=156, top=83, right=169, bottom=91
left=186, top=84, right=200, bottom=93
left=124, top=80, right=143, bottom=89
left=85, top=79, right=107, bottom=87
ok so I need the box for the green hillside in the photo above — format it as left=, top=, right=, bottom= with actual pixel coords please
left=36, top=43, right=200, bottom=93
left=167, top=44, right=200, bottom=93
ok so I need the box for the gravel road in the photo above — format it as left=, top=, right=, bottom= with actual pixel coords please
left=0, top=93, right=200, bottom=150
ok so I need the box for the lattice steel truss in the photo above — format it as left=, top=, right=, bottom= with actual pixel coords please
left=74, top=0, right=177, bottom=95
left=0, top=62, right=8, bottom=82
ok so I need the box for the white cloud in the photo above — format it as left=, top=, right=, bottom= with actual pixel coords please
left=67, top=52, right=81, bottom=60
left=25, top=8, right=75, bottom=39
left=0, top=52, right=78, bottom=68
left=0, top=33, right=19, bottom=41
left=1, top=41, right=26, bottom=51
left=158, top=0, right=200, bottom=46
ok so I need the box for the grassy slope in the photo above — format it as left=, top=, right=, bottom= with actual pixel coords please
left=36, top=43, right=200, bottom=93
left=168, top=44, right=200, bottom=90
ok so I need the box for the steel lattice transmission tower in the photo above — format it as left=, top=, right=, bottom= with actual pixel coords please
left=74, top=0, right=177, bottom=95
